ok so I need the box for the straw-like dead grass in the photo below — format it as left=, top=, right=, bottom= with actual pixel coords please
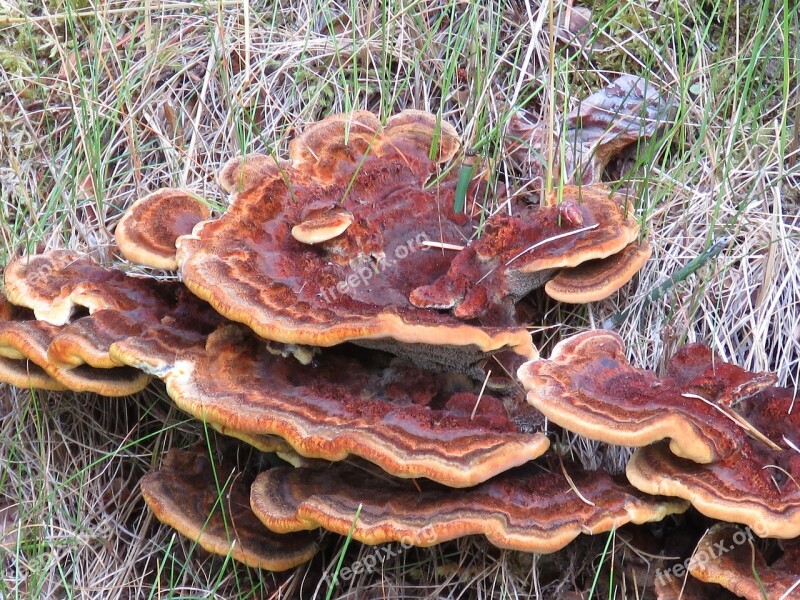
left=0, top=0, right=798, bottom=597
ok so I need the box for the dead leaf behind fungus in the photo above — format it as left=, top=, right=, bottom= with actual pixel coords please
left=507, top=74, right=676, bottom=187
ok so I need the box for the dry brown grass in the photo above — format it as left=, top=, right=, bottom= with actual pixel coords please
left=0, top=0, right=798, bottom=597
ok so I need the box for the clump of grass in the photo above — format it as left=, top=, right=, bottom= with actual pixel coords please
left=1, top=0, right=798, bottom=597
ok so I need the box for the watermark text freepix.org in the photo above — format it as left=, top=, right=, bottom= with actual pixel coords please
left=655, top=524, right=764, bottom=585
left=324, top=524, right=437, bottom=586
left=319, top=232, right=431, bottom=304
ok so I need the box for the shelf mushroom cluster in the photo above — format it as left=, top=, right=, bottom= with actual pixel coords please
left=0, top=109, right=685, bottom=574
left=519, top=330, right=800, bottom=598
left=9, top=106, right=796, bottom=597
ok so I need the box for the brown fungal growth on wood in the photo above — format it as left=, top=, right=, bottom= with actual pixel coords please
left=140, top=446, right=318, bottom=571
left=173, top=110, right=536, bottom=371
left=250, top=459, right=688, bottom=552
left=110, top=322, right=549, bottom=487
left=626, top=385, right=800, bottom=538
left=409, top=185, right=640, bottom=320
left=544, top=241, right=652, bottom=303
left=687, top=524, right=800, bottom=599
left=115, top=188, right=211, bottom=270
left=519, top=330, right=777, bottom=464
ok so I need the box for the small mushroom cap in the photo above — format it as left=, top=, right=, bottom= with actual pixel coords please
left=688, top=523, right=800, bottom=600
left=140, top=447, right=318, bottom=571
left=544, top=241, right=652, bottom=303
left=250, top=460, right=688, bottom=553
left=115, top=188, right=211, bottom=270
left=519, top=330, right=777, bottom=464
left=175, top=110, right=536, bottom=368
left=409, top=185, right=640, bottom=320
left=626, top=387, right=800, bottom=537
left=110, top=323, right=549, bottom=487
left=291, top=210, right=354, bottom=244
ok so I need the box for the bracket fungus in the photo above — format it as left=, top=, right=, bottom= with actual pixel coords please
left=687, top=523, right=800, bottom=599
left=140, top=446, right=318, bottom=571
left=0, top=295, right=150, bottom=396
left=519, top=330, right=777, bottom=464
left=169, top=110, right=536, bottom=370
left=4, top=251, right=178, bottom=325
left=110, top=321, right=549, bottom=487
left=6, top=104, right=785, bottom=592
left=115, top=188, right=211, bottom=270
left=626, top=386, right=800, bottom=538
left=409, top=185, right=641, bottom=319
left=0, top=296, right=66, bottom=391
left=250, top=459, right=688, bottom=553
left=2, top=250, right=222, bottom=371
left=544, top=241, right=652, bottom=303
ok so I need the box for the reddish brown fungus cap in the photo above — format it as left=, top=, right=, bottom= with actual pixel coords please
left=110, top=322, right=549, bottom=487
left=140, top=446, right=318, bottom=571
left=626, top=386, right=800, bottom=538
left=0, top=297, right=66, bottom=391
left=0, top=354, right=65, bottom=391
left=1, top=250, right=222, bottom=372
left=250, top=459, right=687, bottom=553
left=409, top=185, right=640, bottom=320
left=291, top=210, right=354, bottom=244
left=4, top=251, right=176, bottom=325
left=0, top=307, right=150, bottom=396
left=544, top=241, right=652, bottom=303
left=687, top=523, right=800, bottom=599
left=518, top=330, right=777, bottom=464
left=115, top=188, right=211, bottom=270
left=4, top=257, right=287, bottom=451
left=174, top=110, right=536, bottom=370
